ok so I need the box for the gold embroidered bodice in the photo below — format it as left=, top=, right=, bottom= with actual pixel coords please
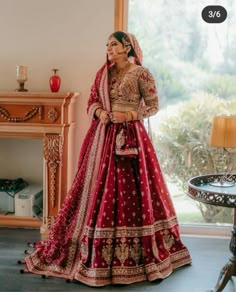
left=108, top=66, right=158, bottom=119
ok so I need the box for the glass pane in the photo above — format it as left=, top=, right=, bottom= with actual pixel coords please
left=128, top=0, right=236, bottom=225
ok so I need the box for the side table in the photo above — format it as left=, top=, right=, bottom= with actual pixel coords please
left=188, top=174, right=236, bottom=292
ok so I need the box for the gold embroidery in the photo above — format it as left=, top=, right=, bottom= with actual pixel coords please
left=27, top=247, right=191, bottom=286
left=80, top=241, right=88, bottom=262
left=102, top=239, right=113, bottom=266
left=109, top=66, right=158, bottom=119
left=115, top=237, right=129, bottom=266
left=75, top=249, right=191, bottom=286
left=130, top=238, right=142, bottom=265
left=151, top=238, right=160, bottom=259
left=162, top=229, right=175, bottom=250
left=112, top=62, right=131, bottom=79
left=83, top=216, right=178, bottom=238
left=91, top=246, right=96, bottom=265
left=115, top=128, right=126, bottom=150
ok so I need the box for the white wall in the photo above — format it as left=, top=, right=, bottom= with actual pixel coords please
left=0, top=0, right=114, bottom=178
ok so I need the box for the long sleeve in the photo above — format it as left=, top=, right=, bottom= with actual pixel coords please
left=137, top=68, right=158, bottom=119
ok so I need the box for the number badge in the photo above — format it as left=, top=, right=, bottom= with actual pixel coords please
left=202, top=5, right=227, bottom=23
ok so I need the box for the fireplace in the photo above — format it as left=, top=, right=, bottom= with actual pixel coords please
left=0, top=92, right=79, bottom=238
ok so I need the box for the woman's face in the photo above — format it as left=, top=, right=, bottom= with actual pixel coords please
left=106, top=36, right=125, bottom=62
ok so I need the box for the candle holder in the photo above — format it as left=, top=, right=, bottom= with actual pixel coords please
left=16, top=65, right=28, bottom=92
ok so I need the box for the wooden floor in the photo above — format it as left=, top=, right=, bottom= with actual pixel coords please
left=0, top=227, right=235, bottom=292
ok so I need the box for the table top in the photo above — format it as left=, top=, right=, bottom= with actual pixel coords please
left=188, top=173, right=236, bottom=208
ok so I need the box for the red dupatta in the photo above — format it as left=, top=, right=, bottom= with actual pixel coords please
left=76, top=31, right=144, bottom=245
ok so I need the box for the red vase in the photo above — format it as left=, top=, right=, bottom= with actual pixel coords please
left=49, top=69, right=61, bottom=92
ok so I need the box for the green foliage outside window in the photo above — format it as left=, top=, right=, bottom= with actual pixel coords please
left=152, top=93, right=236, bottom=223
left=128, top=0, right=236, bottom=224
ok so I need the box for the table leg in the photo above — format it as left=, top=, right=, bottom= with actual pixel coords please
left=214, top=222, right=236, bottom=291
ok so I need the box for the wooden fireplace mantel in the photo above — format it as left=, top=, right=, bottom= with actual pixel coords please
left=0, top=91, right=79, bottom=238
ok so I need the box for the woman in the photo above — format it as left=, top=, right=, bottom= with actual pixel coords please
left=22, top=31, right=192, bottom=287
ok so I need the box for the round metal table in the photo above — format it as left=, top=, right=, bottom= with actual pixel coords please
left=188, top=174, right=236, bottom=292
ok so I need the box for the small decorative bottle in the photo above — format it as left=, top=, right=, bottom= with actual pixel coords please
left=49, top=69, right=61, bottom=92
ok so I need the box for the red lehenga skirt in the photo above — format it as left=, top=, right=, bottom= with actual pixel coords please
left=24, top=120, right=191, bottom=287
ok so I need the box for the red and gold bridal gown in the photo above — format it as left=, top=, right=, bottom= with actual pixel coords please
left=24, top=64, right=192, bottom=287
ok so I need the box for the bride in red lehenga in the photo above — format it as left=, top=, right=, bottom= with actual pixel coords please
left=23, top=31, right=192, bottom=287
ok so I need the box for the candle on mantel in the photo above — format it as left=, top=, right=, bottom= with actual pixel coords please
left=16, top=65, right=28, bottom=92
left=16, top=65, right=28, bottom=82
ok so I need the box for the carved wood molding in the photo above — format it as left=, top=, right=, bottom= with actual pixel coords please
left=188, top=174, right=236, bottom=208
left=48, top=107, right=59, bottom=122
left=43, top=134, right=63, bottom=207
left=0, top=105, right=43, bottom=122
left=46, top=216, right=55, bottom=230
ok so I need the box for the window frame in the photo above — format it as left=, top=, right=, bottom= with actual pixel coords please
left=114, top=0, right=232, bottom=238
left=114, top=0, right=128, bottom=31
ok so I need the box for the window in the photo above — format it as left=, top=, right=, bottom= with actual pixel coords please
left=126, top=0, right=236, bottom=228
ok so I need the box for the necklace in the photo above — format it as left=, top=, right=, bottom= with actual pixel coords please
left=113, top=62, right=131, bottom=78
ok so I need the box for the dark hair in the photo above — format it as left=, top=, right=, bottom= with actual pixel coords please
left=110, top=31, right=135, bottom=58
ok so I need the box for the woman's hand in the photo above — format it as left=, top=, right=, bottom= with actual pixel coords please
left=99, top=110, right=110, bottom=125
left=109, top=111, right=127, bottom=123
